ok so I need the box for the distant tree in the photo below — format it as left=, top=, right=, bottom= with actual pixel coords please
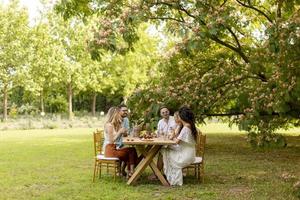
left=0, top=1, right=31, bottom=121
left=46, top=13, right=93, bottom=119
left=85, top=24, right=161, bottom=115
left=26, top=21, right=65, bottom=114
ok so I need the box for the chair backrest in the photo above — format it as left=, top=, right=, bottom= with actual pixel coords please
left=199, top=134, right=206, bottom=158
left=93, top=129, right=104, bottom=156
left=196, top=131, right=206, bottom=157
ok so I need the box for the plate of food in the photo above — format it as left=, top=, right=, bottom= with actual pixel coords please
left=139, top=131, right=156, bottom=139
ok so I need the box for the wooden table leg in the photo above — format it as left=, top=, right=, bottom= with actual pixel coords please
left=141, top=148, right=169, bottom=186
left=127, top=145, right=162, bottom=185
left=136, top=145, right=152, bottom=165
left=148, top=159, right=169, bottom=186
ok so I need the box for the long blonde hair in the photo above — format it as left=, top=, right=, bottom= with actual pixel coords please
left=105, top=107, right=121, bottom=131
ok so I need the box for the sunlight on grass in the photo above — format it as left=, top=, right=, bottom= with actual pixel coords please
left=199, top=123, right=245, bottom=134
left=199, top=123, right=300, bottom=136
left=0, top=126, right=299, bottom=200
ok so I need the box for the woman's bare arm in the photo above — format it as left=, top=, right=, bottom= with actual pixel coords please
left=105, top=124, right=124, bottom=143
left=174, top=138, right=181, bottom=144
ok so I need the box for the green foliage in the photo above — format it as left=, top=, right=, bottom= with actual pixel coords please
left=56, top=0, right=300, bottom=146
left=128, top=101, right=162, bottom=130
left=127, top=89, right=180, bottom=128
left=247, top=131, right=287, bottom=148
left=295, top=187, right=300, bottom=199
left=8, top=104, right=18, bottom=119
left=47, top=95, right=68, bottom=113
left=0, top=1, right=32, bottom=120
left=0, top=1, right=161, bottom=119
left=18, top=103, right=39, bottom=115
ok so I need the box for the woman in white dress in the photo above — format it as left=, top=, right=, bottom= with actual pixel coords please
left=161, top=106, right=197, bottom=186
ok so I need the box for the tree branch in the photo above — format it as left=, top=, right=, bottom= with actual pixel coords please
left=176, top=4, right=186, bottom=23
left=148, top=1, right=251, bottom=63
left=177, top=4, right=196, bottom=19
left=221, top=0, right=229, bottom=7
left=212, top=75, right=256, bottom=90
left=210, top=35, right=250, bottom=63
left=277, top=0, right=283, bottom=18
left=148, top=16, right=185, bottom=23
left=236, top=0, right=273, bottom=23
left=226, top=26, right=242, bottom=49
left=231, top=59, right=267, bottom=82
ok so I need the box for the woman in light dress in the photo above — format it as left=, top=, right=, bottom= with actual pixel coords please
left=103, top=107, right=138, bottom=178
left=161, top=106, right=197, bottom=186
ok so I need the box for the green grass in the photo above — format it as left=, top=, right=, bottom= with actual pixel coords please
left=0, top=126, right=299, bottom=200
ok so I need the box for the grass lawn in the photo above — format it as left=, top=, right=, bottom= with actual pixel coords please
left=0, top=125, right=299, bottom=200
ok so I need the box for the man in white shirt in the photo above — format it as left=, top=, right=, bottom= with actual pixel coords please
left=157, top=106, right=177, bottom=137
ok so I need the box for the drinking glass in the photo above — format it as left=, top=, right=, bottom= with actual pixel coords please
left=158, top=131, right=164, bottom=138
left=163, top=132, right=168, bottom=140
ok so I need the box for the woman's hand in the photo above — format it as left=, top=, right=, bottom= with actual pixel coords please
left=174, top=138, right=181, bottom=144
left=119, top=127, right=128, bottom=136
left=168, top=128, right=175, bottom=139
left=123, top=129, right=128, bottom=137
left=168, top=136, right=174, bottom=140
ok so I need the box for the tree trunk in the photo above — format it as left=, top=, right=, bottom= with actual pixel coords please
left=92, top=93, right=97, bottom=117
left=67, top=82, right=73, bottom=120
left=277, top=0, right=283, bottom=18
left=40, top=89, right=44, bottom=113
left=3, top=84, right=8, bottom=121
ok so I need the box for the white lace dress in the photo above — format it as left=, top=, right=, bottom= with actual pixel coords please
left=161, top=126, right=196, bottom=186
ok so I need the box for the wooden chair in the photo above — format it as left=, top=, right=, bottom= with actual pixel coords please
left=93, top=129, right=121, bottom=182
left=184, top=132, right=206, bottom=183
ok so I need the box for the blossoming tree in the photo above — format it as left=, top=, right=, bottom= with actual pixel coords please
left=56, top=0, right=300, bottom=147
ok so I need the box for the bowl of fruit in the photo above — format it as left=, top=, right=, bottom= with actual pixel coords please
left=139, top=131, right=155, bottom=141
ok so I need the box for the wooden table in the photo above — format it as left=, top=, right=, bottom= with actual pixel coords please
left=123, top=136, right=176, bottom=186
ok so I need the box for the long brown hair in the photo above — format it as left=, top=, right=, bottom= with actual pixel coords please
left=105, top=107, right=122, bottom=131
left=178, top=106, right=197, bottom=139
